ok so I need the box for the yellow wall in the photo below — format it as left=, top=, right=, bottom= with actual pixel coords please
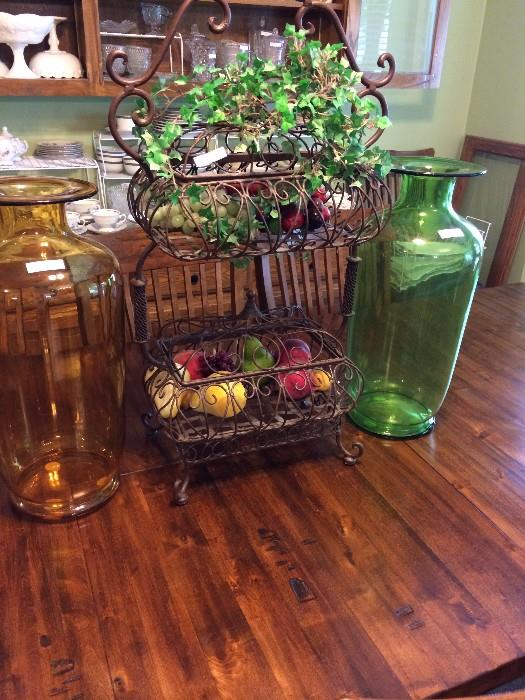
left=381, top=0, right=486, bottom=156
left=466, top=0, right=525, bottom=144
left=462, top=0, right=525, bottom=282
left=0, top=0, right=487, bottom=160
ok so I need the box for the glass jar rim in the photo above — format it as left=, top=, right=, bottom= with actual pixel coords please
left=0, top=176, right=97, bottom=206
left=391, top=156, right=486, bottom=178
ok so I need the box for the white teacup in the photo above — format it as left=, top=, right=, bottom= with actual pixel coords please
left=92, top=208, right=126, bottom=230
left=69, top=198, right=100, bottom=214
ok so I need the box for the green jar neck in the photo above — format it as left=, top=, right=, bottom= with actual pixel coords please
left=395, top=174, right=457, bottom=212
left=0, top=203, right=68, bottom=241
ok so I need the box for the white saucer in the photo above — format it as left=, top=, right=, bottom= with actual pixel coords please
left=87, top=221, right=128, bottom=234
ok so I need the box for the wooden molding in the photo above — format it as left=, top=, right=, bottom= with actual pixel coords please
left=486, top=162, right=525, bottom=287
left=455, top=134, right=525, bottom=287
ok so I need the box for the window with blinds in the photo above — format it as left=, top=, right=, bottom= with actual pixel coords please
left=355, top=0, right=444, bottom=86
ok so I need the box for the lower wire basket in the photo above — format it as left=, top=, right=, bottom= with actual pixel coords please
left=141, top=302, right=364, bottom=503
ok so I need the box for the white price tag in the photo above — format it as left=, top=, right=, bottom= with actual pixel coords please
left=26, top=259, right=66, bottom=274
left=193, top=147, right=228, bottom=169
left=270, top=42, right=282, bottom=48
left=438, top=228, right=464, bottom=240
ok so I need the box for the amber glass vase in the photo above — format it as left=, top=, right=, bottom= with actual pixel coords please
left=0, top=177, right=124, bottom=520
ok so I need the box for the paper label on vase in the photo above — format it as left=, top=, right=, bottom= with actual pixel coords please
left=26, top=259, right=66, bottom=274
left=438, top=228, right=463, bottom=240
left=193, top=147, right=228, bottom=169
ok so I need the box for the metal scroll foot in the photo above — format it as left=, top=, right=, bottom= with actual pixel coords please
left=336, top=429, right=364, bottom=467
left=142, top=412, right=161, bottom=438
left=172, top=471, right=190, bottom=506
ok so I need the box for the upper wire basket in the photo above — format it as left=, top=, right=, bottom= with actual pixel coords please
left=107, top=0, right=395, bottom=262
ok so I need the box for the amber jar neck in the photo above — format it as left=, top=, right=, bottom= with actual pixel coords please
left=0, top=202, right=68, bottom=241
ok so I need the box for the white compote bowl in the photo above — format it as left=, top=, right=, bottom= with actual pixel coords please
left=30, top=17, right=83, bottom=79
left=0, top=12, right=56, bottom=79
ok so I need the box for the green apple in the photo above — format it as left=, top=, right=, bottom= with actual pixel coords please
left=216, top=205, right=228, bottom=219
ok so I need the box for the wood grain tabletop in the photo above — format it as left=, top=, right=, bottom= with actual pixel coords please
left=2, top=284, right=525, bottom=700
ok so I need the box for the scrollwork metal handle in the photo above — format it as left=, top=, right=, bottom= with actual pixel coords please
left=107, top=0, right=232, bottom=177
left=294, top=0, right=395, bottom=147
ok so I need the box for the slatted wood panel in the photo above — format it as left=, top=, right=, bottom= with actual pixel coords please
left=256, top=249, right=350, bottom=333
left=122, top=260, right=255, bottom=341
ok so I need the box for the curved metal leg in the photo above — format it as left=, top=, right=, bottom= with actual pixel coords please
left=142, top=412, right=161, bottom=437
left=336, top=427, right=364, bottom=467
left=172, top=469, right=190, bottom=506
left=142, top=414, right=191, bottom=505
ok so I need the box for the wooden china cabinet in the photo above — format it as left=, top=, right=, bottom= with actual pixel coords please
left=0, top=0, right=350, bottom=97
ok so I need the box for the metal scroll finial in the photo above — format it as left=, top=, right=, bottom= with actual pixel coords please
left=106, top=0, right=232, bottom=168
left=294, top=1, right=395, bottom=147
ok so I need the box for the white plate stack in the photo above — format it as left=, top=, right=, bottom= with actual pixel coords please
left=152, top=107, right=183, bottom=133
left=95, top=144, right=125, bottom=173
left=35, top=140, right=84, bottom=160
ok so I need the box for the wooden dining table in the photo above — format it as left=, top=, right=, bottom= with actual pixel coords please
left=2, top=283, right=525, bottom=700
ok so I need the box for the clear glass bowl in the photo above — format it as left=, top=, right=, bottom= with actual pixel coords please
left=102, top=43, right=126, bottom=75
left=216, top=40, right=250, bottom=68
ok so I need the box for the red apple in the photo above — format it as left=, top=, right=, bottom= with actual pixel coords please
left=280, top=338, right=311, bottom=366
left=279, top=369, right=312, bottom=400
left=247, top=181, right=270, bottom=196
left=282, top=210, right=305, bottom=232
left=173, top=349, right=207, bottom=380
left=312, top=186, right=328, bottom=203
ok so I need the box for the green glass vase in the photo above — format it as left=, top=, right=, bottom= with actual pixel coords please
left=347, top=157, right=485, bottom=437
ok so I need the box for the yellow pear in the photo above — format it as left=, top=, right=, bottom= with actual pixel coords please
left=145, top=363, right=189, bottom=419
left=310, top=369, right=332, bottom=392
left=189, top=372, right=247, bottom=418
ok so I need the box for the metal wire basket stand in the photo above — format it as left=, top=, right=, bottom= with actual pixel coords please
left=105, top=0, right=395, bottom=503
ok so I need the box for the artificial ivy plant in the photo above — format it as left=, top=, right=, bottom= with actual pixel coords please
left=139, top=25, right=392, bottom=188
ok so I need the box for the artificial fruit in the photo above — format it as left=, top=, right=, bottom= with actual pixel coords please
left=189, top=372, right=247, bottom=418
left=243, top=335, right=276, bottom=373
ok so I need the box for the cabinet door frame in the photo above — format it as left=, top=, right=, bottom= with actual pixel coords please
left=345, top=0, right=451, bottom=88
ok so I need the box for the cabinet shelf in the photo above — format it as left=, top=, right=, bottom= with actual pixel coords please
left=0, top=1, right=349, bottom=97
left=198, top=0, right=344, bottom=7
left=0, top=78, right=92, bottom=97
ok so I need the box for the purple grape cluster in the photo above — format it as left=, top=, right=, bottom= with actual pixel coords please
left=205, top=350, right=237, bottom=374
